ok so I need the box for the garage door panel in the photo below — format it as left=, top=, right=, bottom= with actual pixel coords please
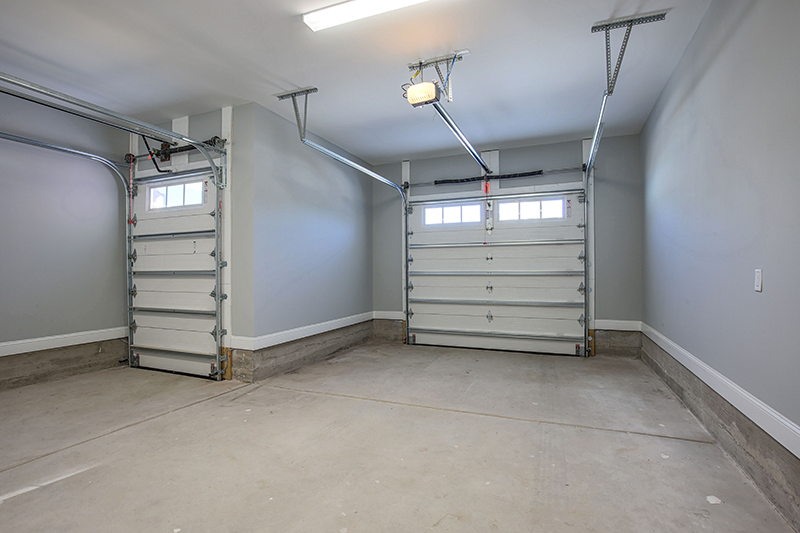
left=411, top=256, right=583, bottom=272
left=409, top=276, right=584, bottom=302
left=134, top=252, right=216, bottom=272
left=133, top=291, right=216, bottom=312
left=409, top=302, right=583, bottom=320
left=133, top=214, right=216, bottom=236
left=133, top=313, right=215, bottom=332
left=134, top=327, right=217, bottom=356
left=132, top=277, right=216, bottom=293
left=133, top=237, right=215, bottom=256
left=409, top=313, right=583, bottom=337
left=410, top=332, right=581, bottom=355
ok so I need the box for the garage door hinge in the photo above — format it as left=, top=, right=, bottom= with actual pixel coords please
left=132, top=184, right=139, bottom=198
left=407, top=281, right=414, bottom=291
left=407, top=255, right=414, bottom=264
left=129, top=285, right=137, bottom=297
left=129, top=214, right=137, bottom=227
left=129, top=321, right=138, bottom=333
left=210, top=249, right=216, bottom=257
left=407, top=230, right=413, bottom=237
left=209, top=210, right=217, bottom=217
left=578, top=250, right=586, bottom=262
left=406, top=205, right=413, bottom=215
left=577, top=222, right=586, bottom=229
left=578, top=282, right=592, bottom=295
left=405, top=308, right=414, bottom=319
left=220, top=261, right=228, bottom=268
left=210, top=326, right=228, bottom=340
left=487, top=311, right=493, bottom=322
left=578, top=314, right=586, bottom=327
left=578, top=194, right=586, bottom=203
left=128, top=249, right=137, bottom=263
left=210, top=288, right=228, bottom=300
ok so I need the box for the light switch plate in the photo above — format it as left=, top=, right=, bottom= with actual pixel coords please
left=755, top=269, right=763, bottom=292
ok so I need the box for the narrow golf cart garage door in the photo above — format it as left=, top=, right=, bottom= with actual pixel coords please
left=128, top=167, right=225, bottom=378
left=406, top=185, right=588, bottom=355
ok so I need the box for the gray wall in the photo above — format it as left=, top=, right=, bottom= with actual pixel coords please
left=372, top=137, right=645, bottom=321
left=0, top=93, right=129, bottom=343
left=233, top=103, right=374, bottom=339
left=641, top=0, right=800, bottom=425
left=593, top=135, right=644, bottom=321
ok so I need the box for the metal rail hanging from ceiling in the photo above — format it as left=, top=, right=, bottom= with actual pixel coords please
left=0, top=71, right=228, bottom=188
left=277, top=87, right=412, bottom=343
left=585, top=10, right=668, bottom=174
left=404, top=50, right=492, bottom=175
left=580, top=9, right=668, bottom=355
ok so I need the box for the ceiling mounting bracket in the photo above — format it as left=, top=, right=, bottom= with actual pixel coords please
left=585, top=9, right=668, bottom=175
left=408, top=49, right=469, bottom=103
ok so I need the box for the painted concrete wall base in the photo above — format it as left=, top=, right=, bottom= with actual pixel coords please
left=232, top=320, right=375, bottom=383
left=641, top=334, right=799, bottom=531
left=0, top=339, right=127, bottom=391
left=372, top=319, right=404, bottom=342
left=594, top=330, right=642, bottom=357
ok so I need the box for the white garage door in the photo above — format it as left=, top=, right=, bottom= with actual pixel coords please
left=406, top=185, right=588, bottom=355
left=127, top=167, right=226, bottom=377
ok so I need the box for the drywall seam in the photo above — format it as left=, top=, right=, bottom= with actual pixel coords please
left=0, top=327, right=128, bottom=357
left=642, top=323, right=800, bottom=459
left=230, top=312, right=374, bottom=351
left=594, top=320, right=643, bottom=332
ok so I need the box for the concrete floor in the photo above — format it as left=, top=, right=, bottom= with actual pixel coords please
left=0, top=342, right=792, bottom=532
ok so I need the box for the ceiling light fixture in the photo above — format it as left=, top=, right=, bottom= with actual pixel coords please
left=303, top=0, right=431, bottom=32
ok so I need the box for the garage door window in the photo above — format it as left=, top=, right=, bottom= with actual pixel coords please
left=149, top=181, right=204, bottom=210
left=424, top=204, right=482, bottom=225
left=498, top=198, right=564, bottom=221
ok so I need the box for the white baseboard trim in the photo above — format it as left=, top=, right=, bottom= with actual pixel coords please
left=642, top=323, right=800, bottom=459
left=230, top=312, right=374, bottom=352
left=0, top=327, right=127, bottom=358
left=373, top=311, right=404, bottom=321
left=594, top=320, right=643, bottom=332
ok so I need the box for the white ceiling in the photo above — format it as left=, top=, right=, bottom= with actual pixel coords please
left=0, top=0, right=711, bottom=165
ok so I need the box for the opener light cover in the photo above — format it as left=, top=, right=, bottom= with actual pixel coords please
left=303, top=0, right=430, bottom=32
left=407, top=82, right=440, bottom=107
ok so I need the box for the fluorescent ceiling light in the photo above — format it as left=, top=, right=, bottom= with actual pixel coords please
left=303, top=0, right=431, bottom=32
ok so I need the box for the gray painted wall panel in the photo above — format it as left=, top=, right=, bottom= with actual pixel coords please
left=593, top=135, right=644, bottom=321
left=248, top=104, right=373, bottom=337
left=641, top=0, right=800, bottom=425
left=0, top=93, right=128, bottom=343
left=231, top=104, right=256, bottom=337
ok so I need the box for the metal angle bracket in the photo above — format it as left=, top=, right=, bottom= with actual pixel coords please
left=591, top=10, right=668, bottom=96
left=210, top=325, right=228, bottom=341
